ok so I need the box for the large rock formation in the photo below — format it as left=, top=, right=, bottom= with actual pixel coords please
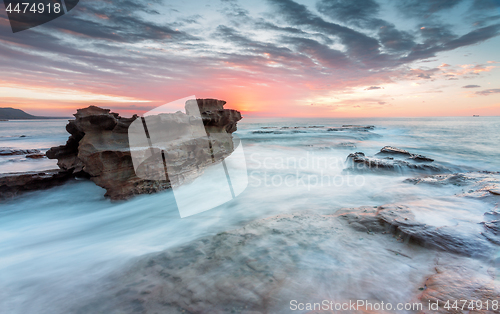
left=46, top=99, right=242, bottom=200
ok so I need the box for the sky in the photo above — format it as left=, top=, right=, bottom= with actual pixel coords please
left=0, top=0, right=500, bottom=117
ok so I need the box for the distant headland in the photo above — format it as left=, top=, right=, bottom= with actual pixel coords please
left=0, top=108, right=69, bottom=120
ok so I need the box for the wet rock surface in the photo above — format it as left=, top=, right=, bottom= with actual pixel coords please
left=419, top=260, right=500, bottom=314
left=406, top=172, right=500, bottom=248
left=377, top=146, right=435, bottom=162
left=379, top=205, right=493, bottom=257
left=0, top=169, right=73, bottom=199
left=404, top=172, right=500, bottom=201
left=46, top=99, right=242, bottom=200
left=250, top=125, right=376, bottom=136
left=344, top=151, right=450, bottom=174
left=337, top=202, right=500, bottom=258
left=327, top=125, right=375, bottom=132
left=0, top=148, right=41, bottom=156
left=25, top=153, right=45, bottom=159
left=377, top=146, right=412, bottom=157
left=376, top=146, right=434, bottom=162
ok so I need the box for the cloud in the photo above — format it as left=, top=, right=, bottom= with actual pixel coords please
left=475, top=89, right=500, bottom=96
left=462, top=85, right=481, bottom=88
left=316, top=0, right=380, bottom=26
left=280, top=36, right=351, bottom=68
left=266, top=0, right=382, bottom=65
left=404, top=68, right=441, bottom=80
left=442, top=63, right=497, bottom=78
left=0, top=0, right=500, bottom=117
left=377, top=24, right=416, bottom=52
left=317, top=0, right=416, bottom=53
left=401, top=24, right=500, bottom=63
left=42, top=0, right=196, bottom=43
left=332, top=97, right=389, bottom=106
left=365, top=86, right=382, bottom=90
left=396, top=0, right=465, bottom=19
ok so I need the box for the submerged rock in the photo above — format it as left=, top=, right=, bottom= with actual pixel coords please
left=404, top=173, right=472, bottom=186
left=327, top=125, right=375, bottom=132
left=25, top=153, right=45, bottom=159
left=377, top=146, right=412, bottom=156
left=0, top=148, right=41, bottom=156
left=403, top=172, right=500, bottom=247
left=376, top=146, right=434, bottom=162
left=0, top=169, right=73, bottom=199
left=338, top=204, right=496, bottom=258
left=379, top=205, right=495, bottom=257
left=405, top=172, right=500, bottom=202
left=344, top=151, right=449, bottom=174
left=336, top=142, right=357, bottom=148
left=336, top=206, right=387, bottom=233
left=252, top=130, right=275, bottom=134
left=409, top=155, right=434, bottom=162
left=46, top=99, right=242, bottom=200
left=482, top=218, right=500, bottom=245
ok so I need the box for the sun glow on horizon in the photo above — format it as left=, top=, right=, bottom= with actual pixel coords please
left=0, top=84, right=152, bottom=103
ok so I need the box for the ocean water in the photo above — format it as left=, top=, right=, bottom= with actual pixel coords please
left=0, top=117, right=499, bottom=313
left=0, top=119, right=68, bottom=173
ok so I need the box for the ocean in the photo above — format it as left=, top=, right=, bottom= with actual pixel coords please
left=1, top=116, right=499, bottom=313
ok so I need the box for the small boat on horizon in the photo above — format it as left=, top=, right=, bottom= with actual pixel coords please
left=473, top=115, right=479, bottom=117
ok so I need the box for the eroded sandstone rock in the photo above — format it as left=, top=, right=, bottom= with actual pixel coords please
left=46, top=99, right=242, bottom=200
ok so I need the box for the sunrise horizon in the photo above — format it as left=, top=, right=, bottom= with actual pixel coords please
left=2, top=0, right=500, bottom=118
